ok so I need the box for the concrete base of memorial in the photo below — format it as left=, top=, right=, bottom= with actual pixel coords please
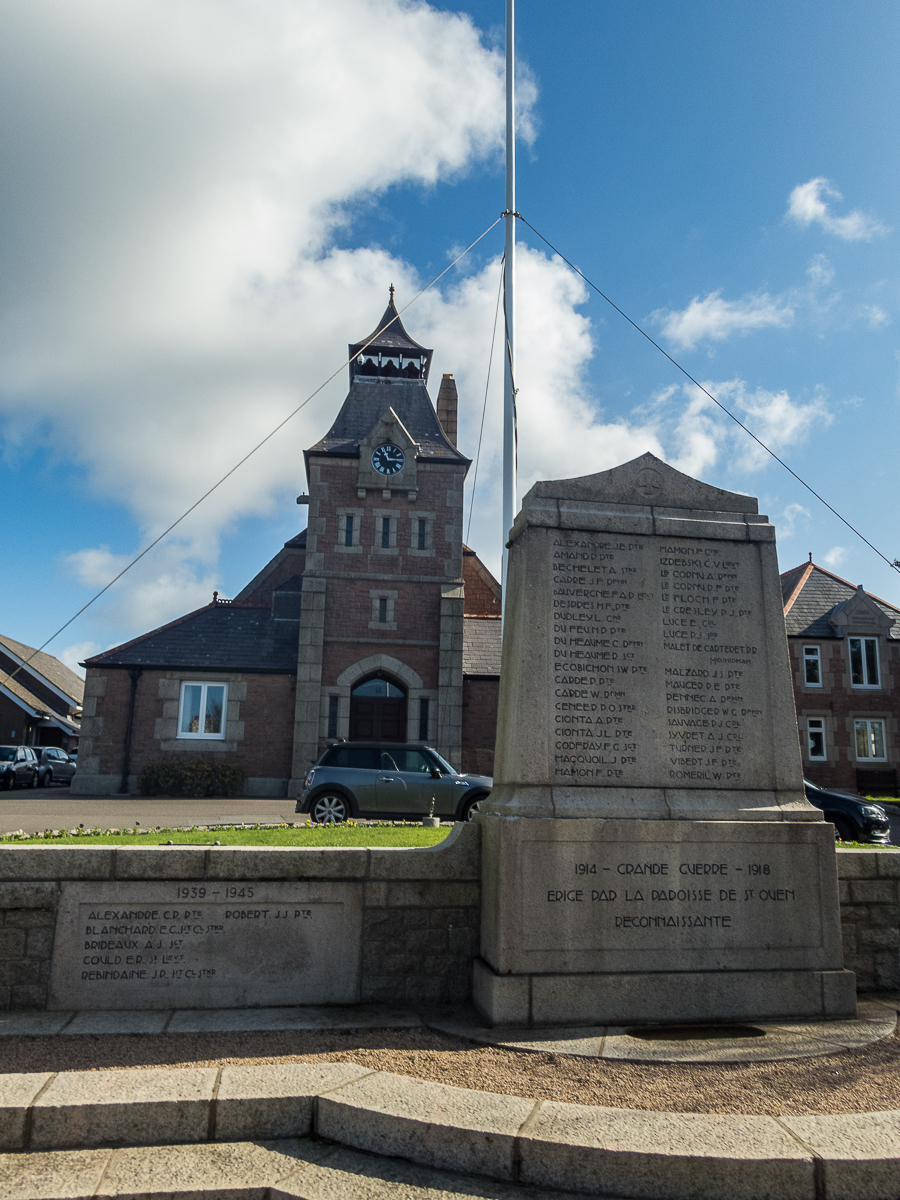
left=476, top=814, right=855, bottom=1027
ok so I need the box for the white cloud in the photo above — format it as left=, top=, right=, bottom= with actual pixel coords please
left=59, top=642, right=103, bottom=678
left=775, top=503, right=811, bottom=540
left=652, top=291, right=794, bottom=351
left=786, top=178, right=888, bottom=241
left=862, top=304, right=891, bottom=329
left=822, top=546, right=848, bottom=569
left=806, top=254, right=835, bottom=288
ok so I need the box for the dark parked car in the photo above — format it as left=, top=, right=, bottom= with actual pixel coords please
left=35, top=747, right=77, bottom=788
left=0, top=746, right=39, bottom=790
left=805, top=779, right=891, bottom=845
left=296, top=743, right=492, bottom=823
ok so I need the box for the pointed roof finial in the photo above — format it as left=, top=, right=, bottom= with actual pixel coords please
left=389, top=283, right=395, bottom=305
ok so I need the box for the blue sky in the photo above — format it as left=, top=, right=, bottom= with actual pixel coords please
left=1, top=0, right=898, bottom=673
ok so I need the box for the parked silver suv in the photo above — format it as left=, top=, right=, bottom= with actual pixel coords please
left=296, top=743, right=492, bottom=823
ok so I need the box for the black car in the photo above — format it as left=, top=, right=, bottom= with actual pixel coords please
left=804, top=779, right=891, bottom=845
left=0, top=746, right=39, bottom=790
left=296, top=742, right=492, bottom=823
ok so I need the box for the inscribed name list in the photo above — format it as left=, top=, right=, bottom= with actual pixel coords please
left=49, top=881, right=360, bottom=1010
left=551, top=533, right=772, bottom=789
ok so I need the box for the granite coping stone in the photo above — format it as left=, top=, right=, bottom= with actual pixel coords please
left=0, top=1065, right=900, bottom=1197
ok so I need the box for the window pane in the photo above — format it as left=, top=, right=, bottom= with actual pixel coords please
left=418, top=697, right=429, bottom=740
left=418, top=519, right=426, bottom=551
left=382, top=518, right=390, bottom=548
left=332, top=747, right=379, bottom=770
left=327, top=695, right=339, bottom=740
left=803, top=648, right=820, bottom=685
left=378, top=598, right=387, bottom=622
left=344, top=515, right=353, bottom=547
left=855, top=721, right=870, bottom=758
left=181, top=685, right=202, bottom=734
left=394, top=749, right=431, bottom=772
left=872, top=721, right=886, bottom=759
left=204, top=686, right=224, bottom=735
left=865, top=639, right=879, bottom=686
left=849, top=639, right=864, bottom=686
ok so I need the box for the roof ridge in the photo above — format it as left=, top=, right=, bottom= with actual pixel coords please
left=806, top=562, right=900, bottom=617
left=84, top=601, right=221, bottom=664
left=782, top=562, right=814, bottom=616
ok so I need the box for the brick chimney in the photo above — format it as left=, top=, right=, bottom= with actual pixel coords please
left=436, top=374, right=458, bottom=447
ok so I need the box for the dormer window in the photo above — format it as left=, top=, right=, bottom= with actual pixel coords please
left=849, top=637, right=880, bottom=688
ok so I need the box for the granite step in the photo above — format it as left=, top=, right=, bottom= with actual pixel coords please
left=0, top=1063, right=898, bottom=1199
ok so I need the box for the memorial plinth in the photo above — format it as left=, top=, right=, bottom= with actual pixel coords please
left=477, top=454, right=854, bottom=1026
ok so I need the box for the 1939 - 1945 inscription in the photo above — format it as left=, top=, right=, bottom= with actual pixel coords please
left=49, top=881, right=362, bottom=1010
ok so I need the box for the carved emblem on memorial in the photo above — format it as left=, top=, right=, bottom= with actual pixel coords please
left=476, top=453, right=855, bottom=1029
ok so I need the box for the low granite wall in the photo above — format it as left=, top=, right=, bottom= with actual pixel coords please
left=0, top=825, right=480, bottom=1011
left=836, top=848, right=900, bottom=991
left=0, top=836, right=894, bottom=1012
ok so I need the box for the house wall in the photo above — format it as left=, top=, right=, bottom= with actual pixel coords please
left=0, top=836, right=893, bottom=1012
left=73, top=669, right=296, bottom=797
left=790, top=637, right=900, bottom=793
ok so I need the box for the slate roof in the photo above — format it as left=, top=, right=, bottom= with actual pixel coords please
left=0, top=635, right=84, bottom=704
left=781, top=562, right=900, bottom=638
left=463, top=616, right=502, bottom=676
left=351, top=297, right=431, bottom=357
left=84, top=604, right=298, bottom=672
left=307, top=379, right=468, bottom=464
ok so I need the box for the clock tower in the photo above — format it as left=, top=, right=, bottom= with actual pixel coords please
left=289, top=291, right=471, bottom=793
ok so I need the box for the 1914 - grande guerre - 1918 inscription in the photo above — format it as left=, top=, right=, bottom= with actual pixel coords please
left=477, top=454, right=854, bottom=1027
left=49, top=881, right=362, bottom=1010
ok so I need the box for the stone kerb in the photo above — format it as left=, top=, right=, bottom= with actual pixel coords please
left=0, top=825, right=481, bottom=1011
left=4, top=1064, right=900, bottom=1200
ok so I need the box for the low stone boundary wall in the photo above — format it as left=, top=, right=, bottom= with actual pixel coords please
left=0, top=826, right=480, bottom=1011
left=0, top=837, right=894, bottom=1012
left=836, top=848, right=900, bottom=991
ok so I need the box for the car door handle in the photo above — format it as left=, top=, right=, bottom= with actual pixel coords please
left=378, top=776, right=394, bottom=781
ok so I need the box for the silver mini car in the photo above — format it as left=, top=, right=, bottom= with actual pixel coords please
left=296, top=743, right=492, bottom=823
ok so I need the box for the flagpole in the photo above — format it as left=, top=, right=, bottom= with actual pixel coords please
left=501, top=0, right=516, bottom=622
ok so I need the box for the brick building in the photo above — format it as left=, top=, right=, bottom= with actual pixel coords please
left=782, top=558, right=900, bottom=795
left=0, top=635, right=82, bottom=751
left=73, top=296, right=501, bottom=796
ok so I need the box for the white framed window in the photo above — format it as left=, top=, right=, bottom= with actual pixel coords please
left=849, top=637, right=880, bottom=688
left=803, top=645, right=822, bottom=687
left=854, top=719, right=887, bottom=761
left=807, top=718, right=826, bottom=760
left=177, top=682, right=227, bottom=739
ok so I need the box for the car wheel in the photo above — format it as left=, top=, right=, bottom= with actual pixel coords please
left=30, top=770, right=40, bottom=789
left=1, top=772, right=11, bottom=792
left=309, top=792, right=351, bottom=824
left=458, top=794, right=484, bottom=822
left=832, top=816, right=856, bottom=843
left=42, top=770, right=53, bottom=788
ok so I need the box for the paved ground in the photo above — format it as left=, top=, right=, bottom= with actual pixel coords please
left=0, top=789, right=297, bottom=834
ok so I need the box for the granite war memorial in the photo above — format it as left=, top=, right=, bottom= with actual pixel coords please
left=476, top=453, right=855, bottom=1027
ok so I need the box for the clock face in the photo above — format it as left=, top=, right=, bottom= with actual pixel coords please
left=372, top=444, right=405, bottom=475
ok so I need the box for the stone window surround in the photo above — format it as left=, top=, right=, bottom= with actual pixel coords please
left=852, top=715, right=889, bottom=762
left=176, top=681, right=228, bottom=741
left=156, top=673, right=246, bottom=753
left=334, top=507, right=363, bottom=554
left=806, top=716, right=827, bottom=761
left=408, top=510, right=436, bottom=558
left=849, top=636, right=881, bottom=689
left=802, top=645, right=823, bottom=688
left=369, top=589, right=398, bottom=631
left=320, top=655, right=437, bottom=744
left=371, top=509, right=399, bottom=557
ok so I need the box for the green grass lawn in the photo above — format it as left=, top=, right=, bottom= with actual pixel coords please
left=0, top=823, right=452, bottom=848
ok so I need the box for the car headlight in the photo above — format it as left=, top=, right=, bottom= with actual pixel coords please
left=304, top=769, right=315, bottom=790
left=861, top=805, right=886, bottom=818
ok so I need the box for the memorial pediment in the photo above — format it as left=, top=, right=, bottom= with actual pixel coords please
left=528, top=452, right=758, bottom=515
left=829, top=584, right=895, bottom=638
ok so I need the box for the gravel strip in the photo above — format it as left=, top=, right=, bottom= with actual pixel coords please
left=1, top=1023, right=900, bottom=1117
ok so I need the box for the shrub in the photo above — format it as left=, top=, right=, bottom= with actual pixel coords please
left=138, top=760, right=246, bottom=799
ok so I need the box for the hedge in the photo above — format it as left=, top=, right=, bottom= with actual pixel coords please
left=138, top=760, right=246, bottom=798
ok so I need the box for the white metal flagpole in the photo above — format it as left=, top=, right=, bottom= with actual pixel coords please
left=501, top=0, right=516, bottom=621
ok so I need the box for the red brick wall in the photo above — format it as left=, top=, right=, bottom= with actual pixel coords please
left=461, top=677, right=498, bottom=776
left=462, top=553, right=501, bottom=617
left=789, top=638, right=899, bottom=792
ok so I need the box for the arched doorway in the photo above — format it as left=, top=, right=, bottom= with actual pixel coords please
left=349, top=675, right=407, bottom=742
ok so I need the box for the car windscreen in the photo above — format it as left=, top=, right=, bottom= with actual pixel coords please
left=0, top=748, right=14, bottom=761
left=428, top=750, right=458, bottom=775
